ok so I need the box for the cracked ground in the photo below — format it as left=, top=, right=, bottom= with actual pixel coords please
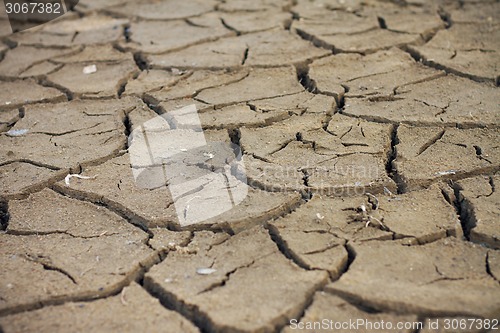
left=0, top=0, right=499, bottom=332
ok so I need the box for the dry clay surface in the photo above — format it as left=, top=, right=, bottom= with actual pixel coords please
left=0, top=0, right=499, bottom=332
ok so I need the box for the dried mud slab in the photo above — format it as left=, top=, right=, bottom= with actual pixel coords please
left=53, top=152, right=301, bottom=232
left=269, top=224, right=349, bottom=279
left=106, top=0, right=217, bottom=20
left=240, top=29, right=328, bottom=67
left=8, top=15, right=129, bottom=47
left=0, top=97, right=143, bottom=198
left=319, top=29, right=420, bottom=54
left=195, top=66, right=304, bottom=107
left=195, top=188, right=302, bottom=234
left=159, top=91, right=336, bottom=130
left=0, top=223, right=156, bottom=316
left=148, top=228, right=192, bottom=254
left=291, top=7, right=425, bottom=53
left=449, top=2, right=499, bottom=25
left=18, top=61, right=62, bottom=78
left=0, top=79, right=66, bottom=111
left=52, top=44, right=133, bottom=64
left=144, top=226, right=328, bottom=333
left=328, top=238, right=500, bottom=318
left=241, top=113, right=395, bottom=194
left=52, top=153, right=175, bottom=229
left=217, top=0, right=293, bottom=12
left=373, top=9, right=445, bottom=40
left=291, top=0, right=364, bottom=16
left=293, top=9, right=378, bottom=36
left=343, top=75, right=499, bottom=127
left=149, top=29, right=329, bottom=69
left=123, top=69, right=189, bottom=97
left=144, top=66, right=308, bottom=113
left=409, top=23, right=499, bottom=84
left=197, top=103, right=291, bottom=129
left=456, top=175, right=499, bottom=249
left=0, top=46, right=81, bottom=78
left=46, top=59, right=138, bottom=98
left=147, top=68, right=249, bottom=103
left=248, top=91, right=337, bottom=115
left=0, top=283, right=199, bottom=333
left=282, top=292, right=418, bottom=333
left=123, top=16, right=232, bottom=54
left=6, top=188, right=139, bottom=237
left=0, top=162, right=61, bottom=199
left=309, top=48, right=444, bottom=101
left=155, top=84, right=336, bottom=131
left=269, top=184, right=460, bottom=251
left=0, top=97, right=140, bottom=168
left=394, top=125, right=500, bottom=191
left=219, top=9, right=292, bottom=34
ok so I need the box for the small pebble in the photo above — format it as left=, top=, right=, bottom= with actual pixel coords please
left=83, top=64, right=97, bottom=74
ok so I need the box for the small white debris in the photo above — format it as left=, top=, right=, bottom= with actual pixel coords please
left=83, top=64, right=97, bottom=74
left=383, top=187, right=394, bottom=196
left=180, top=148, right=188, bottom=152
left=360, top=204, right=367, bottom=213
left=316, top=213, right=325, bottom=220
left=174, top=245, right=195, bottom=254
left=64, top=174, right=98, bottom=186
left=434, top=170, right=457, bottom=176
left=203, top=152, right=215, bottom=159
left=5, top=101, right=11, bottom=105
left=6, top=129, right=29, bottom=137
left=164, top=278, right=173, bottom=283
left=6, top=283, right=13, bottom=289
left=120, top=288, right=128, bottom=306
left=171, top=68, right=183, bottom=75
left=196, top=268, right=217, bottom=275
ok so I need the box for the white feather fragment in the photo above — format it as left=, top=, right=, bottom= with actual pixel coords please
left=65, top=174, right=98, bottom=186
left=434, top=170, right=458, bottom=176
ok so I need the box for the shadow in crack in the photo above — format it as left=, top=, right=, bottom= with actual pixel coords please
left=0, top=198, right=9, bottom=231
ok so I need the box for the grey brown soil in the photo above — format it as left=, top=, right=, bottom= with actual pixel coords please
left=0, top=0, right=499, bottom=332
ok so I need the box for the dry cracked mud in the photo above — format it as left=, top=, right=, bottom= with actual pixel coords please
left=0, top=0, right=498, bottom=332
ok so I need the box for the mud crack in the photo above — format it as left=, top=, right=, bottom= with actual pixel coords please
left=451, top=181, right=474, bottom=241
left=24, top=254, right=77, bottom=285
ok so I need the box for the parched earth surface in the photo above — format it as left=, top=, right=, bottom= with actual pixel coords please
left=0, top=0, right=499, bottom=332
